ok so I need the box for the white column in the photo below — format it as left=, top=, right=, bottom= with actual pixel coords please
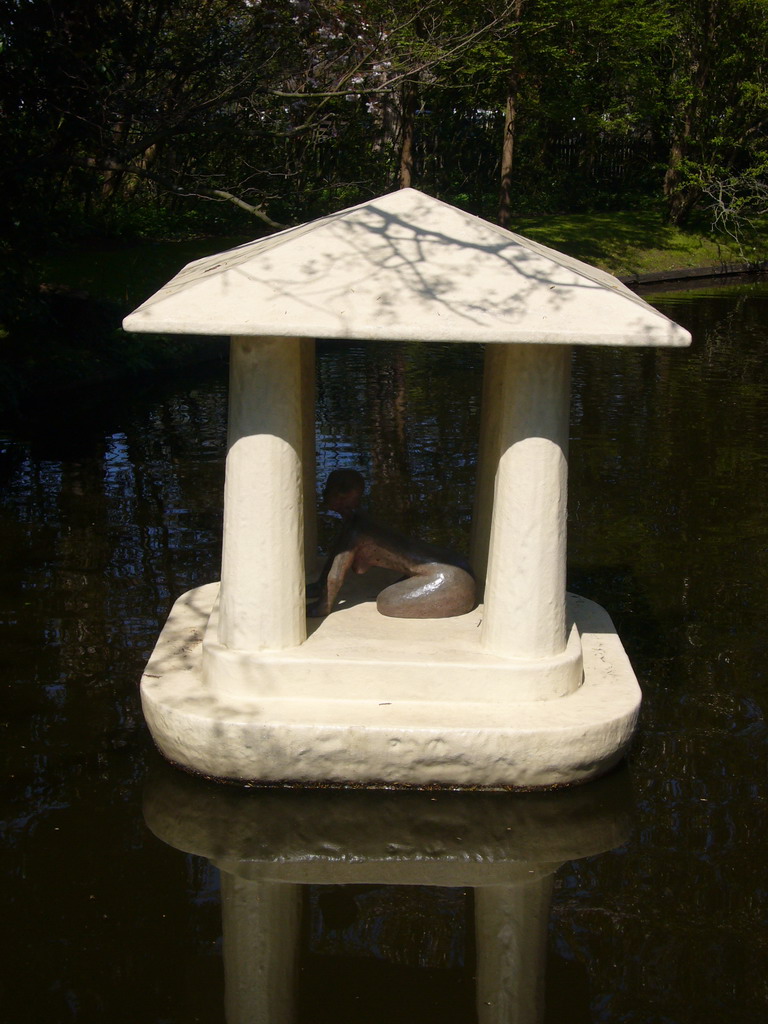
left=480, top=344, right=571, bottom=660
left=300, top=339, right=318, bottom=577
left=219, top=335, right=306, bottom=651
left=221, top=875, right=302, bottom=1024
left=474, top=877, right=555, bottom=1024
left=471, top=344, right=507, bottom=592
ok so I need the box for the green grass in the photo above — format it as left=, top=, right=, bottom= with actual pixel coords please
left=514, top=207, right=768, bottom=278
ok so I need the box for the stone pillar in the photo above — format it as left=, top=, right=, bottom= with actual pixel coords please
left=300, top=339, right=318, bottom=577
left=474, top=876, right=554, bottom=1024
left=471, top=344, right=507, bottom=592
left=219, top=336, right=306, bottom=651
left=480, top=344, right=571, bottom=660
left=221, top=875, right=302, bottom=1024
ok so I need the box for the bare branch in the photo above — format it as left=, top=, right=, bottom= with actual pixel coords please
left=72, top=157, right=287, bottom=230
left=271, top=3, right=519, bottom=102
left=209, top=190, right=286, bottom=229
left=701, top=168, right=768, bottom=261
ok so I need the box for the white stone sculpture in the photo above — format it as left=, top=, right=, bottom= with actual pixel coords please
left=124, top=188, right=691, bottom=788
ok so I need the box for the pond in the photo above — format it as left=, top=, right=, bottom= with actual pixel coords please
left=1, top=276, right=767, bottom=1023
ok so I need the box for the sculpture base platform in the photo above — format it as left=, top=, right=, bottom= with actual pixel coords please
left=140, top=582, right=641, bottom=790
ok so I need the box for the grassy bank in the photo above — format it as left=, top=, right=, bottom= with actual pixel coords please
left=517, top=206, right=767, bottom=277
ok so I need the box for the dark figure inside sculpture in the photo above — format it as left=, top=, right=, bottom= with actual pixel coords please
left=307, top=469, right=476, bottom=619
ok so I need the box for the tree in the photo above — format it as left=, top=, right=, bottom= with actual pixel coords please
left=448, top=0, right=672, bottom=226
left=661, top=0, right=768, bottom=225
left=2, top=0, right=767, bottom=265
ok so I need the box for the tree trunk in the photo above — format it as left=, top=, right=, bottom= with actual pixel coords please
left=123, top=143, right=158, bottom=198
left=398, top=81, right=417, bottom=189
left=101, top=119, right=130, bottom=201
left=498, top=0, right=524, bottom=228
left=663, top=115, right=702, bottom=225
left=663, top=138, right=688, bottom=224
left=663, top=1, right=715, bottom=226
left=498, top=72, right=519, bottom=228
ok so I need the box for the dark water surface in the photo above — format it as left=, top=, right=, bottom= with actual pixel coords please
left=2, top=278, right=767, bottom=1023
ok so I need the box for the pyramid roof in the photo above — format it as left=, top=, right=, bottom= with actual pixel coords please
left=123, top=189, right=691, bottom=347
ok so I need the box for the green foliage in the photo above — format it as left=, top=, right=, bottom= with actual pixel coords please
left=0, top=2, right=761, bottom=225
left=1, top=0, right=767, bottom=309
left=660, top=0, right=768, bottom=224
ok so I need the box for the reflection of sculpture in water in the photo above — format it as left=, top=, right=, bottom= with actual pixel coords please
left=307, top=469, right=476, bottom=619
